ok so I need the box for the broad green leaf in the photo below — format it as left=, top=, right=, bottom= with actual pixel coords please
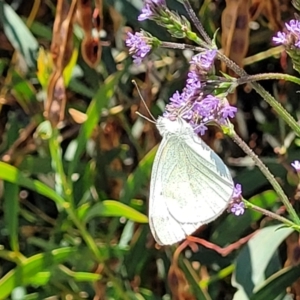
left=68, top=72, right=122, bottom=177
left=4, top=182, right=19, bottom=251
left=0, top=2, right=38, bottom=68
left=0, top=247, right=75, bottom=299
left=0, top=162, right=66, bottom=206
left=232, top=225, right=294, bottom=300
left=84, top=200, right=148, bottom=223
left=251, top=266, right=300, bottom=300
left=121, top=145, right=157, bottom=204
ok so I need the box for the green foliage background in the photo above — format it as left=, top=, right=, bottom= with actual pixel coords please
left=1, top=0, right=300, bottom=299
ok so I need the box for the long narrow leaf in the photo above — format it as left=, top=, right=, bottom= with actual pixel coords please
left=0, top=162, right=65, bottom=206
left=0, top=248, right=75, bottom=299
left=4, top=182, right=19, bottom=251
left=84, top=200, right=148, bottom=223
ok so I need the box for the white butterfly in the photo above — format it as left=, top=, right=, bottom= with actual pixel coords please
left=149, top=116, right=234, bottom=245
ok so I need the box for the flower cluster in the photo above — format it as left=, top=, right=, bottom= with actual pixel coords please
left=228, top=184, right=245, bottom=216
left=273, top=19, right=300, bottom=48
left=164, top=50, right=237, bottom=135
left=273, top=19, right=300, bottom=74
left=125, top=31, right=153, bottom=64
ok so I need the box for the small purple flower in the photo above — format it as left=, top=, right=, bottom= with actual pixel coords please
left=125, top=32, right=152, bottom=64
left=201, top=95, right=219, bottom=111
left=190, top=50, right=217, bottom=72
left=220, top=105, right=237, bottom=119
left=194, top=123, right=208, bottom=135
left=138, top=4, right=154, bottom=21
left=291, top=160, right=300, bottom=172
left=285, top=19, right=300, bottom=34
left=169, top=91, right=184, bottom=108
left=272, top=19, right=300, bottom=49
left=273, top=32, right=288, bottom=45
left=230, top=202, right=245, bottom=216
left=228, top=183, right=245, bottom=216
left=138, top=0, right=166, bottom=21
left=186, top=70, right=201, bottom=90
left=232, top=183, right=242, bottom=200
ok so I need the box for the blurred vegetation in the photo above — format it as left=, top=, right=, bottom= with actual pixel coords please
left=1, top=0, right=300, bottom=299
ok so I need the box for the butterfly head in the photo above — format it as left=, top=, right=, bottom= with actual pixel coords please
left=156, top=116, right=194, bottom=137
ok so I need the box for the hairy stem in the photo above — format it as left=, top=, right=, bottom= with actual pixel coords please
left=231, top=131, right=300, bottom=226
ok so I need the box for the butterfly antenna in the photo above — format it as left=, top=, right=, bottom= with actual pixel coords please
left=132, top=80, right=156, bottom=122
left=136, top=111, right=156, bottom=123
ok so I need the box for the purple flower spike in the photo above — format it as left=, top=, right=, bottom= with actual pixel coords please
left=125, top=32, right=152, bottom=64
left=291, top=160, right=300, bottom=172
left=163, top=49, right=236, bottom=133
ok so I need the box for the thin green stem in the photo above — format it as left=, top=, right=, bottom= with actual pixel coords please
left=231, top=131, right=300, bottom=225
left=160, top=41, right=206, bottom=51
left=218, top=51, right=300, bottom=137
left=49, top=128, right=73, bottom=203
left=243, top=199, right=298, bottom=229
left=182, top=0, right=212, bottom=44
left=236, top=73, right=300, bottom=86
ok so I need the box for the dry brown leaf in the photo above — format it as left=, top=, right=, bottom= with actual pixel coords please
left=46, top=0, right=77, bottom=127
left=168, top=263, right=196, bottom=300
left=250, top=0, right=282, bottom=31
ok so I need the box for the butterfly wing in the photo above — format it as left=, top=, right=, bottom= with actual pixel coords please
left=149, top=128, right=234, bottom=245
left=149, top=137, right=202, bottom=245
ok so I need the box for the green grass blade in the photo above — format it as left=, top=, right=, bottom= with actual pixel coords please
left=0, top=161, right=65, bottom=206
left=83, top=200, right=148, bottom=223
left=3, top=182, right=19, bottom=251
left=0, top=247, right=75, bottom=299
